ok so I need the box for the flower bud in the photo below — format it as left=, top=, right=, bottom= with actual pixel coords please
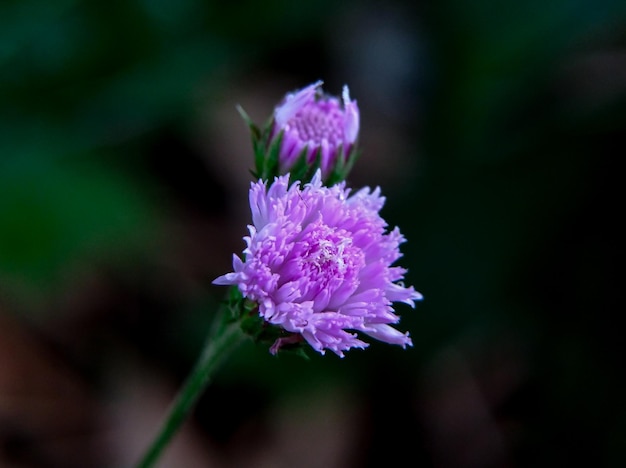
left=239, top=81, right=360, bottom=185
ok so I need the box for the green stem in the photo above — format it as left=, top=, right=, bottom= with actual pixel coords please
left=134, top=313, right=247, bottom=468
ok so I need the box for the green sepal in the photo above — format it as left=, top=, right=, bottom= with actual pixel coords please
left=221, top=285, right=311, bottom=359
left=343, top=146, right=361, bottom=178
left=307, top=148, right=323, bottom=181
left=239, top=308, right=264, bottom=339
left=236, top=104, right=261, bottom=141
left=326, top=144, right=360, bottom=186
left=241, top=308, right=313, bottom=359
left=272, top=342, right=312, bottom=360
left=252, top=138, right=264, bottom=179
left=223, top=285, right=245, bottom=322
left=288, top=147, right=322, bottom=186
left=237, top=105, right=265, bottom=179
left=262, top=129, right=282, bottom=180
left=254, top=324, right=312, bottom=360
left=237, top=106, right=282, bottom=181
left=287, top=145, right=311, bottom=184
left=256, top=118, right=275, bottom=175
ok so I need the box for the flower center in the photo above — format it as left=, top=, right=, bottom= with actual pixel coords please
left=302, top=237, right=350, bottom=276
left=289, top=100, right=344, bottom=146
left=283, top=222, right=364, bottom=301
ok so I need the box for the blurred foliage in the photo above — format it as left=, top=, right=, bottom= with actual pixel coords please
left=1, top=0, right=625, bottom=467
left=0, top=157, right=154, bottom=295
left=0, top=0, right=332, bottom=302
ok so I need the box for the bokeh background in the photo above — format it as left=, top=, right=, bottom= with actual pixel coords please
left=2, top=0, right=625, bottom=467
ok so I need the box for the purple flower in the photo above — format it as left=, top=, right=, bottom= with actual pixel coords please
left=213, top=170, right=422, bottom=357
left=272, top=81, right=360, bottom=180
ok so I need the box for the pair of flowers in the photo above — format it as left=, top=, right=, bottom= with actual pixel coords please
left=214, top=81, right=422, bottom=358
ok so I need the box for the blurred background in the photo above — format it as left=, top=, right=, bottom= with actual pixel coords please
left=1, top=0, right=625, bottom=466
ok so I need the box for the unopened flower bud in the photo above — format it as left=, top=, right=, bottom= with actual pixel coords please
left=272, top=81, right=360, bottom=179
left=239, top=81, right=360, bottom=185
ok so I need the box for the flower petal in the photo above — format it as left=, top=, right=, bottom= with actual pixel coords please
left=274, top=80, right=323, bottom=127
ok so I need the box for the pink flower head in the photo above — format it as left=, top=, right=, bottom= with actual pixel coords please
left=213, top=170, right=422, bottom=357
left=272, top=81, right=360, bottom=180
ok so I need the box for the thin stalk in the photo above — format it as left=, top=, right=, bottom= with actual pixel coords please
left=134, top=314, right=246, bottom=468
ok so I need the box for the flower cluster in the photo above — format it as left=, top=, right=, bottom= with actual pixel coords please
left=217, top=80, right=421, bottom=357
left=213, top=170, right=421, bottom=357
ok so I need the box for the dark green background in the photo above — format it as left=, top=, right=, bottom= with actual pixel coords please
left=1, top=0, right=625, bottom=466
